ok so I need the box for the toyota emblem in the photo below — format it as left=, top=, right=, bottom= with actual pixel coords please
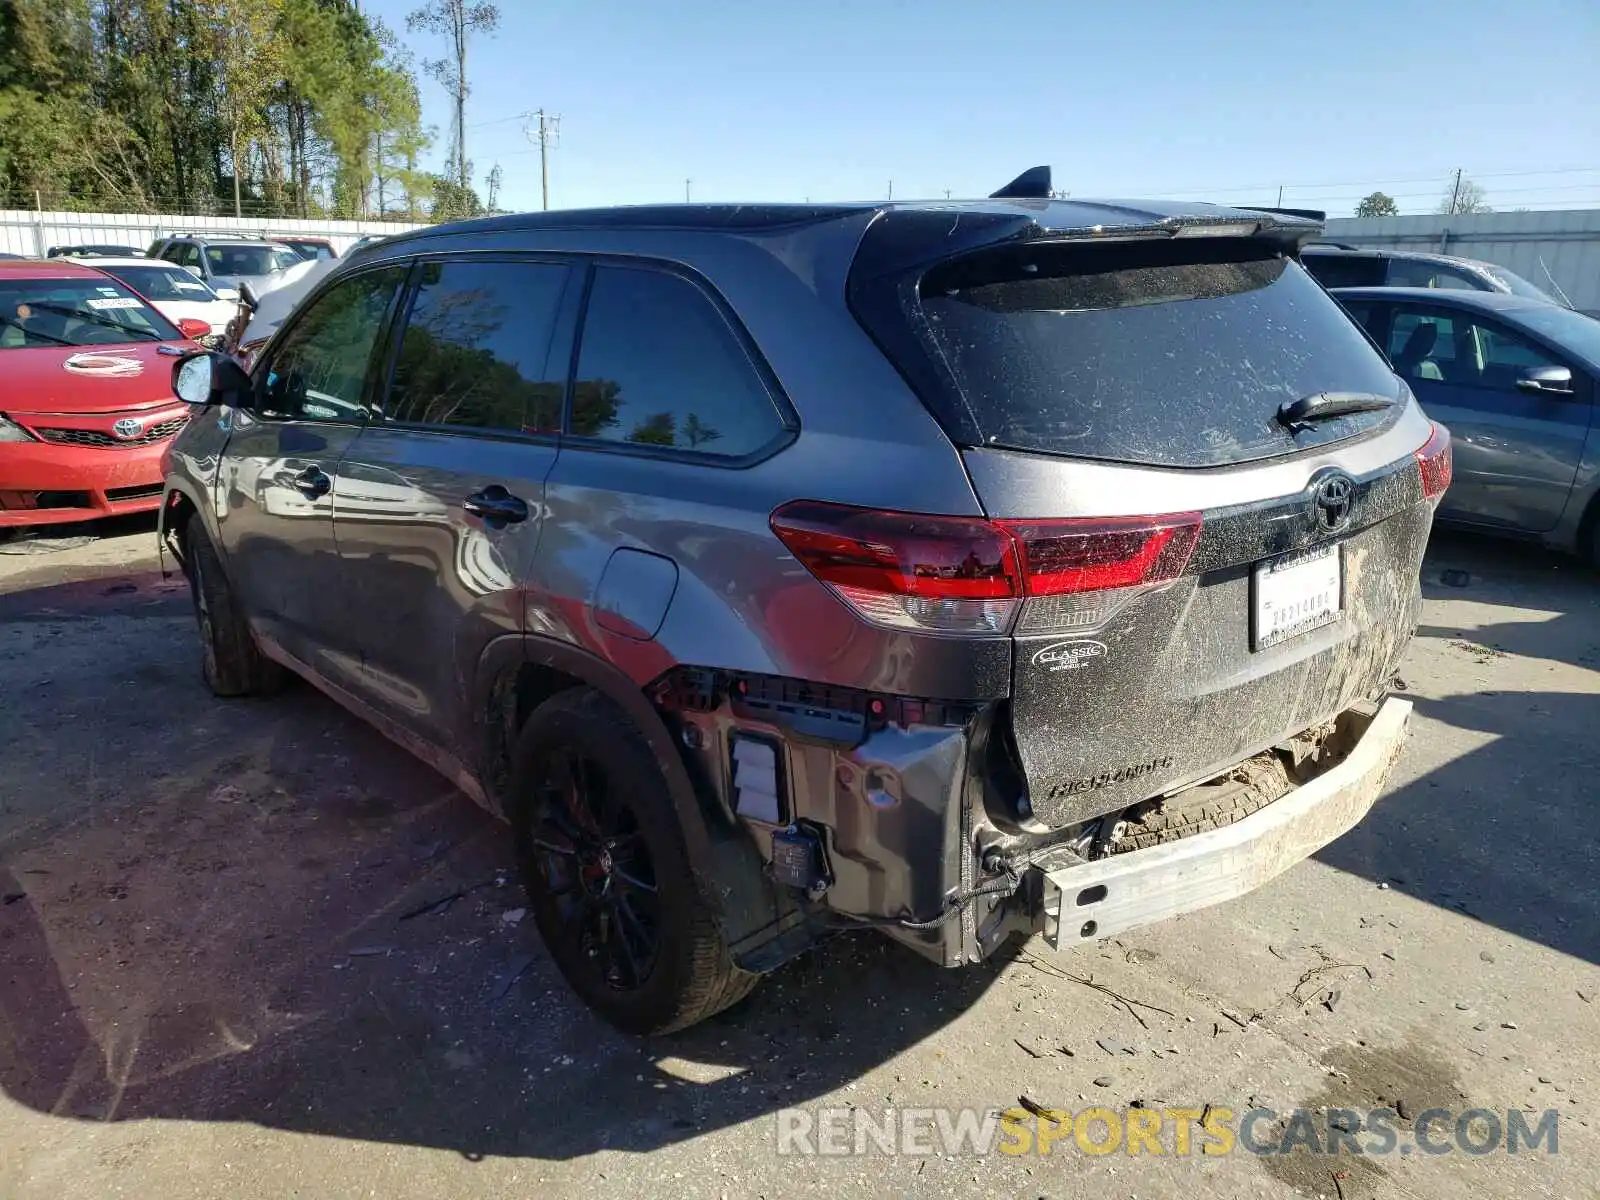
left=1314, top=473, right=1355, bottom=531
left=110, top=417, right=144, bottom=441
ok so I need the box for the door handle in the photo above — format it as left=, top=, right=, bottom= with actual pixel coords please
left=462, top=484, right=529, bottom=526
left=293, top=465, right=331, bottom=500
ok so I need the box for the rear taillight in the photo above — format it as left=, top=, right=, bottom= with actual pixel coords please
left=1415, top=421, right=1452, bottom=501
left=1000, top=514, right=1202, bottom=596
left=769, top=501, right=1202, bottom=636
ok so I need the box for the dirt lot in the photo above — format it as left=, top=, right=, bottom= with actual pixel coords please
left=2, top=517, right=1597, bottom=1199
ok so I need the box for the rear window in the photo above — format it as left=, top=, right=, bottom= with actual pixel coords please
left=910, top=240, right=1401, bottom=468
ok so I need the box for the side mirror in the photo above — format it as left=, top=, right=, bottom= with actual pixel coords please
left=176, top=317, right=212, bottom=341
left=184, top=265, right=204, bottom=279
left=1515, top=364, right=1574, bottom=395
left=172, top=351, right=251, bottom=408
left=214, top=286, right=240, bottom=302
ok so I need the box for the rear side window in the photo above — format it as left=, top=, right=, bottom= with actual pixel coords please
left=385, top=259, right=570, bottom=434
left=911, top=240, right=1402, bottom=468
left=571, top=264, right=786, bottom=457
left=1300, top=252, right=1386, bottom=289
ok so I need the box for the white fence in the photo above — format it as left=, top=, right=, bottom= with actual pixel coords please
left=0, top=209, right=429, bottom=258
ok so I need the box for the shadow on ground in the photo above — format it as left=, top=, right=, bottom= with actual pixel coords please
left=1317, top=530, right=1600, bottom=966
left=0, top=552, right=1004, bottom=1161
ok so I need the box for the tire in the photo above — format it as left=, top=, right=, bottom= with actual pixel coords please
left=1110, top=753, right=1293, bottom=854
left=510, top=687, right=757, bottom=1035
left=185, top=521, right=284, bottom=698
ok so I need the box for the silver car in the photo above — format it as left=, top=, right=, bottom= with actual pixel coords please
left=159, top=182, right=1450, bottom=1033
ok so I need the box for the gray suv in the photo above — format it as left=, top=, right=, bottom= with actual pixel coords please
left=148, top=235, right=303, bottom=293
left=159, top=185, right=1451, bottom=1034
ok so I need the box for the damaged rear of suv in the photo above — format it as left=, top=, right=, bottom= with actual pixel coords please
left=162, top=173, right=1449, bottom=1035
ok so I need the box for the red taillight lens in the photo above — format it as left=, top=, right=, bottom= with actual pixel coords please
left=1000, top=513, right=1202, bottom=596
left=770, top=501, right=1203, bottom=635
left=1415, top=421, right=1452, bottom=501
left=769, top=501, right=1022, bottom=634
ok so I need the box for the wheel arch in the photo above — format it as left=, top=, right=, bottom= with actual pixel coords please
left=472, top=634, right=719, bottom=872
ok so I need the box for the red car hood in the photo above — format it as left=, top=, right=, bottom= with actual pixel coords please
left=2, top=341, right=190, bottom=416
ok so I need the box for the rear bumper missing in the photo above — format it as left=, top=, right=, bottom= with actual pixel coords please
left=1036, top=696, right=1411, bottom=947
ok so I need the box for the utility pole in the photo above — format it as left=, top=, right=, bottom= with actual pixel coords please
left=1447, top=168, right=1463, bottom=215
left=1276, top=185, right=1284, bottom=206
left=523, top=109, right=561, bottom=210
left=887, top=180, right=893, bottom=200
left=685, top=178, right=691, bottom=203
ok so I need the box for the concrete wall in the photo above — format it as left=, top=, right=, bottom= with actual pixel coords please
left=0, top=210, right=429, bottom=258
left=1323, top=208, right=1600, bottom=315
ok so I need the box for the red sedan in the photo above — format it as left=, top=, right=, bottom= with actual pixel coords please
left=1, top=259, right=208, bottom=529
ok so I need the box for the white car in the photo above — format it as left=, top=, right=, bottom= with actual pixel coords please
left=232, top=257, right=341, bottom=362
left=78, top=257, right=240, bottom=340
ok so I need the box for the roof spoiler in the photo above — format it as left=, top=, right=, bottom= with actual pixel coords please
left=1243, top=205, right=1326, bottom=224
left=990, top=165, right=1052, bottom=200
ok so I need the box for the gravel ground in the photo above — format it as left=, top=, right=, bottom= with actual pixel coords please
left=1, top=517, right=1597, bottom=1199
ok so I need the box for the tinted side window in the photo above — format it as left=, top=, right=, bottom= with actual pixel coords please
left=258, top=268, right=405, bottom=421
left=1388, top=310, right=1456, bottom=382
left=384, top=259, right=570, bottom=433
left=1386, top=259, right=1484, bottom=292
left=1386, top=308, right=1564, bottom=390
left=572, top=265, right=785, bottom=456
left=1301, top=253, right=1386, bottom=289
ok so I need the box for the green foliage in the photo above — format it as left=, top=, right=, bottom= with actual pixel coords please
left=0, top=0, right=435, bottom=219
left=1354, top=191, right=1399, bottom=218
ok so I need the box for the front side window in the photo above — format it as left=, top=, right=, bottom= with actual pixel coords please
left=1386, top=259, right=1482, bottom=292
left=571, top=264, right=786, bottom=457
left=385, top=258, right=570, bottom=434
left=1388, top=306, right=1566, bottom=391
left=257, top=268, right=404, bottom=421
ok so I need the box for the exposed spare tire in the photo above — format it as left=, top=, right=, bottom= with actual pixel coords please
left=1109, top=751, right=1294, bottom=854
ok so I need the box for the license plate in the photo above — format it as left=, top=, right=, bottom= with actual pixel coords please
left=1253, top=544, right=1342, bottom=649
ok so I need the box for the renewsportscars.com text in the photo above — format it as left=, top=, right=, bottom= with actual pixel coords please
left=775, top=1105, right=1560, bottom=1158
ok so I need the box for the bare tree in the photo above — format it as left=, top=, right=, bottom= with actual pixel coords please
left=486, top=162, right=502, bottom=213
left=407, top=1, right=500, bottom=190
left=1437, top=174, right=1492, bottom=215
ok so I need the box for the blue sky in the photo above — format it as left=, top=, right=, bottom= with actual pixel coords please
left=367, top=0, right=1600, bottom=217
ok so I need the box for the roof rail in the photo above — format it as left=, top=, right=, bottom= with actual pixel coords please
left=1302, top=239, right=1359, bottom=250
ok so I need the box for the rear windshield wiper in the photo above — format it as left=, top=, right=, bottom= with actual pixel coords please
left=1277, top=391, right=1394, bottom=431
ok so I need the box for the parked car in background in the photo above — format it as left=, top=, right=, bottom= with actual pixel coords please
left=77, top=257, right=238, bottom=344
left=1304, top=243, right=1568, bottom=306
left=146, top=235, right=302, bottom=293
left=49, top=244, right=147, bottom=259
left=225, top=256, right=339, bottom=363
left=1335, top=286, right=1598, bottom=560
left=270, top=235, right=339, bottom=261
left=160, top=185, right=1447, bottom=1033
left=0, top=258, right=199, bottom=528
